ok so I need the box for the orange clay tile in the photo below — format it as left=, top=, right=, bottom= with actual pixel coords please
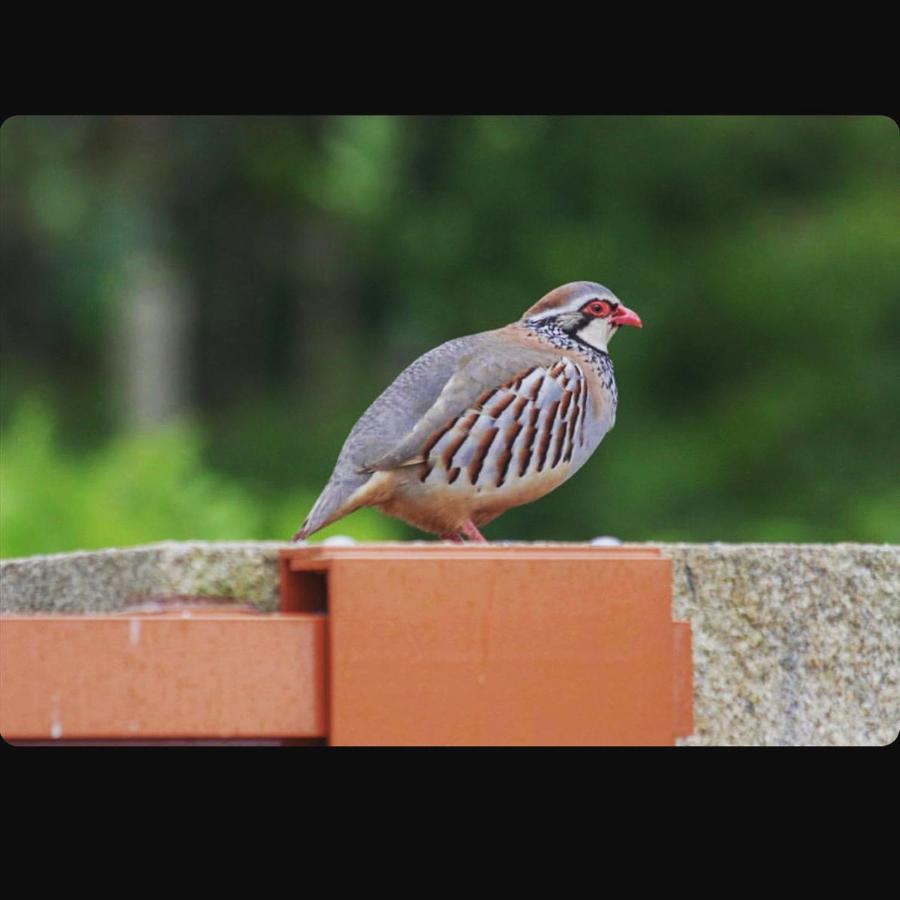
left=281, top=544, right=692, bottom=746
left=0, top=613, right=326, bottom=742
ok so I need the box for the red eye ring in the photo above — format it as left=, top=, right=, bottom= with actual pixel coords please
left=584, top=299, right=611, bottom=318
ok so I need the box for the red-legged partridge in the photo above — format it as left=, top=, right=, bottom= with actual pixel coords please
left=294, top=281, right=642, bottom=542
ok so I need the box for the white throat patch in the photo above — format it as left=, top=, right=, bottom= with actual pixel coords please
left=577, top=317, right=616, bottom=353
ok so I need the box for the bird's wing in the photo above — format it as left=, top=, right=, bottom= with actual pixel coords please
left=360, top=338, right=579, bottom=475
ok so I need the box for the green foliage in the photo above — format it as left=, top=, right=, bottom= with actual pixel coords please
left=0, top=396, right=254, bottom=557
left=0, top=396, right=401, bottom=559
left=1, top=115, right=898, bottom=555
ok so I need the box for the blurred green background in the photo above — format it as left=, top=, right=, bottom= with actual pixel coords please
left=1, top=115, right=898, bottom=557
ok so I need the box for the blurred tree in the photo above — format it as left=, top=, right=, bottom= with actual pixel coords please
left=111, top=116, right=193, bottom=431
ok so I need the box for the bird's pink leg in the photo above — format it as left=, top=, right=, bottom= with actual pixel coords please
left=461, top=520, right=488, bottom=543
left=440, top=532, right=465, bottom=543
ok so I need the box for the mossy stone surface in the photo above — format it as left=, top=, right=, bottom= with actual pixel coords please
left=0, top=541, right=289, bottom=614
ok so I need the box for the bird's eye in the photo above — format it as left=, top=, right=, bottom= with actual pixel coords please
left=584, top=299, right=611, bottom=318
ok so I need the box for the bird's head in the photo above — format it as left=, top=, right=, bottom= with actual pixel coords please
left=521, top=281, right=642, bottom=353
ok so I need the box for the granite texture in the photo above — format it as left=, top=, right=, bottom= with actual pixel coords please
left=662, top=544, right=898, bottom=747
left=2, top=540, right=897, bottom=746
left=0, top=541, right=290, bottom=614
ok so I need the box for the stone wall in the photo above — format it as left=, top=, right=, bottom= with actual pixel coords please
left=663, top=543, right=897, bottom=746
left=2, top=541, right=897, bottom=746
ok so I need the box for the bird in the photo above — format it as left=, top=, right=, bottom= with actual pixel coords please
left=293, top=281, right=642, bottom=543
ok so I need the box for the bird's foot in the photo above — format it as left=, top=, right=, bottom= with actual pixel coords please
left=440, top=532, right=465, bottom=543
left=460, top=520, right=488, bottom=543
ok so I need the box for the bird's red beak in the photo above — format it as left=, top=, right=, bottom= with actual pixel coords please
left=611, top=304, right=642, bottom=328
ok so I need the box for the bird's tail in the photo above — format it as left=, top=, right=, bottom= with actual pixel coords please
left=291, top=471, right=369, bottom=542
